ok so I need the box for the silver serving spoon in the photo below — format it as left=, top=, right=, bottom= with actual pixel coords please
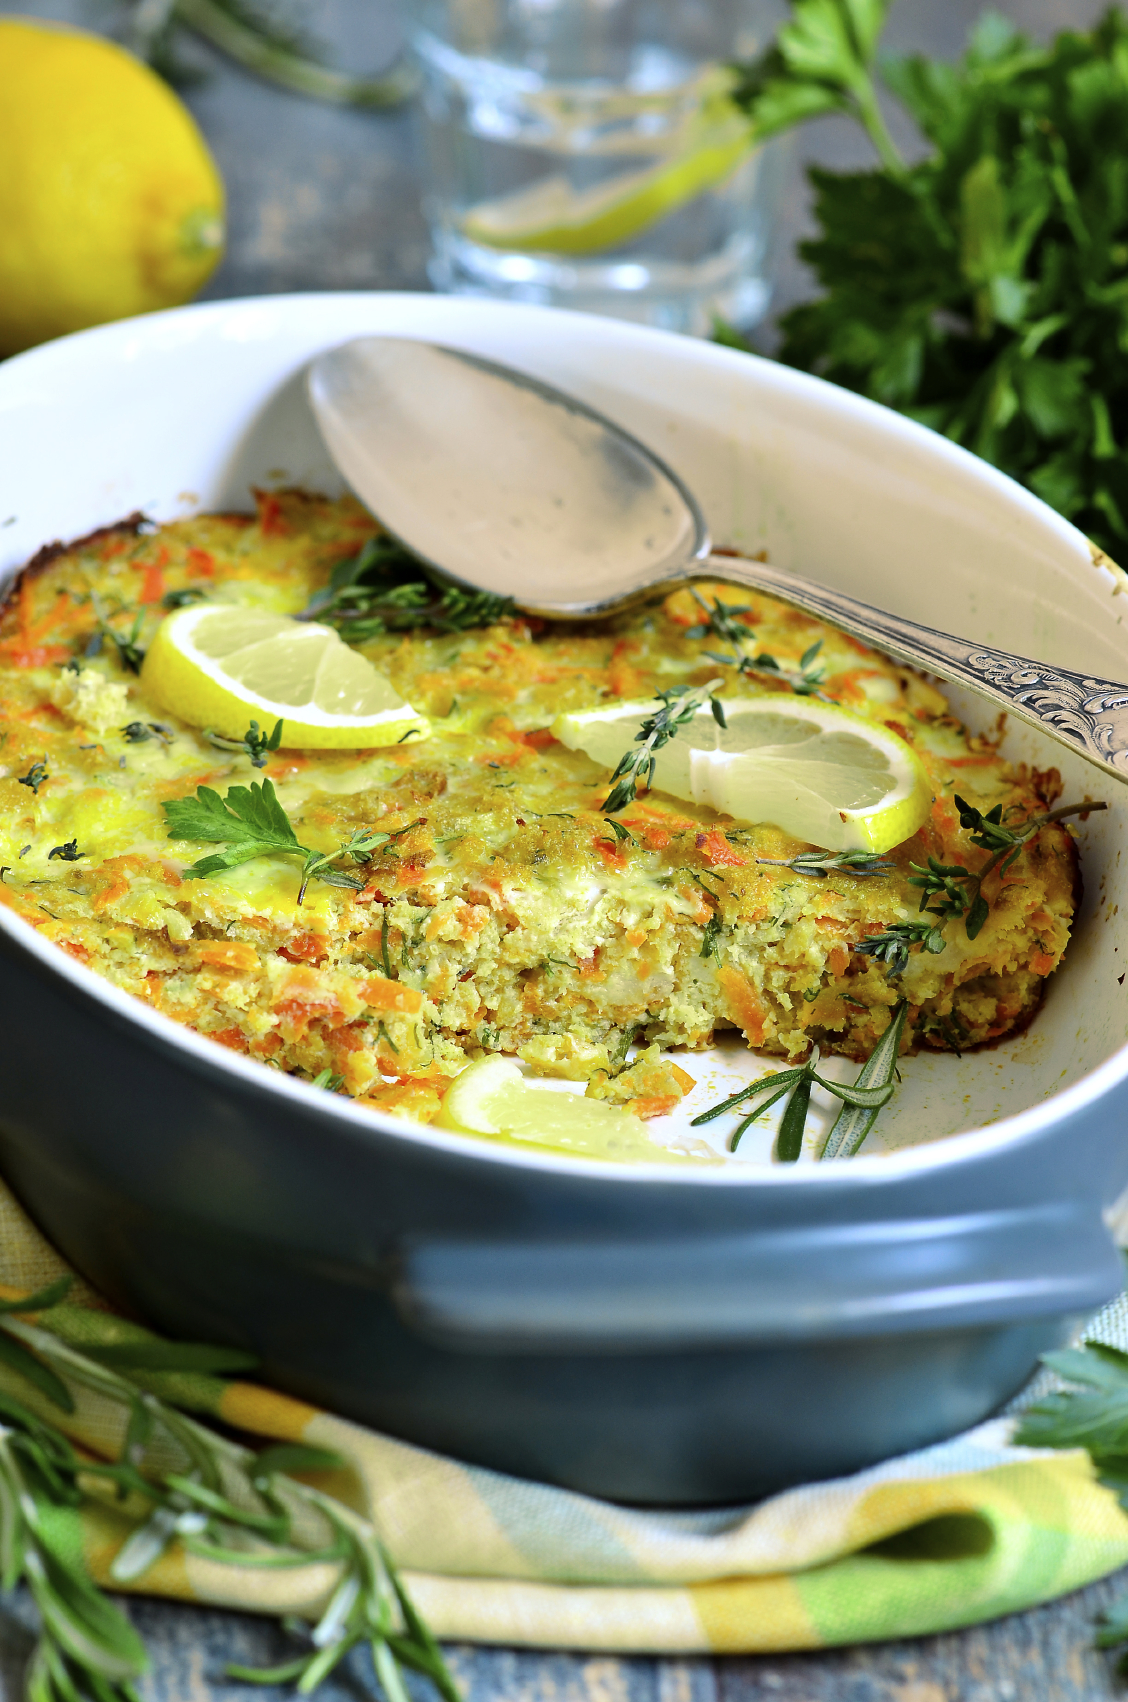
left=308, top=335, right=1128, bottom=781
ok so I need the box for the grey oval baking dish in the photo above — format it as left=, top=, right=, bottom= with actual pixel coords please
left=0, top=292, right=1125, bottom=1506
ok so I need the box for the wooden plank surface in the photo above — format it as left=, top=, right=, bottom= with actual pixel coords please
left=0, top=0, right=1124, bottom=1694
left=2, top=1573, right=1128, bottom=1699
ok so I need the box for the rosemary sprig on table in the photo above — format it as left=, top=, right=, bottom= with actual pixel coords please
left=127, top=0, right=417, bottom=108
left=203, top=716, right=285, bottom=769
left=910, top=795, right=1104, bottom=940
left=685, top=590, right=828, bottom=698
left=602, top=680, right=725, bottom=814
left=0, top=1277, right=458, bottom=1702
left=298, top=538, right=514, bottom=642
left=162, top=779, right=392, bottom=905
left=691, top=1000, right=907, bottom=1161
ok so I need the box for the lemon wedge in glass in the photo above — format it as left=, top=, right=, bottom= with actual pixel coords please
left=141, top=606, right=429, bottom=748
left=437, top=1057, right=693, bottom=1163
left=461, top=68, right=754, bottom=257
left=553, top=694, right=932, bottom=854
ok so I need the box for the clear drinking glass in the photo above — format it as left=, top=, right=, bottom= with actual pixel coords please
left=408, top=0, right=786, bottom=336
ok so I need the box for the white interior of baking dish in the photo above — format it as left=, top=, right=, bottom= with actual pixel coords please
left=0, top=292, right=1125, bottom=1168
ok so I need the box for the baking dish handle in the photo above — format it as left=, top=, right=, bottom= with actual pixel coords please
left=391, top=1203, right=1123, bottom=1354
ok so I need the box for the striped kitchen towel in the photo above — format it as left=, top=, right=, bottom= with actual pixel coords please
left=2, top=1174, right=1127, bottom=1654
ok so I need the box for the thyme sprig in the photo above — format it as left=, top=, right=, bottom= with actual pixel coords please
left=298, top=539, right=515, bottom=642
left=89, top=597, right=147, bottom=674
left=121, top=722, right=174, bottom=746
left=602, top=680, right=725, bottom=814
left=0, top=1278, right=458, bottom=1702
left=203, top=717, right=285, bottom=769
left=686, top=590, right=829, bottom=698
left=162, top=779, right=391, bottom=905
left=910, top=795, right=1104, bottom=940
left=17, top=761, right=48, bottom=794
left=600, top=819, right=637, bottom=848
left=690, top=1001, right=907, bottom=1161
left=855, top=919, right=947, bottom=978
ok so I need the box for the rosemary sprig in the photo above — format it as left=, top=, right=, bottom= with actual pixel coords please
left=602, top=680, right=724, bottom=814
left=690, top=1001, right=907, bottom=1161
left=686, top=590, right=828, bottom=698
left=910, top=795, right=1105, bottom=940
left=203, top=718, right=284, bottom=770
left=820, top=1000, right=908, bottom=1159
left=298, top=539, right=514, bottom=641
left=154, top=0, right=417, bottom=107
left=162, top=779, right=391, bottom=905
left=0, top=1279, right=458, bottom=1702
left=753, top=849, right=895, bottom=878
left=608, top=1022, right=644, bottom=1074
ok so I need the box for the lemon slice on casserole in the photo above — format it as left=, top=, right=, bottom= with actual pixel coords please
left=554, top=694, right=931, bottom=854
left=142, top=606, right=429, bottom=748
left=438, top=1057, right=693, bottom=1163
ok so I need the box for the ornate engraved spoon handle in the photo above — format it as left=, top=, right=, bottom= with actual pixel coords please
left=700, top=553, right=1128, bottom=783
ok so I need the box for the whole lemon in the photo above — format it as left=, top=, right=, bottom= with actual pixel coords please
left=0, top=18, right=225, bottom=357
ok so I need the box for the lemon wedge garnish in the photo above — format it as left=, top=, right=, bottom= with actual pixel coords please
left=461, top=69, right=754, bottom=257
left=141, top=606, right=429, bottom=749
left=553, top=694, right=931, bottom=854
left=437, top=1057, right=691, bottom=1163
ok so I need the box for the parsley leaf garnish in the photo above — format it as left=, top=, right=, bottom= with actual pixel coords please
left=162, top=780, right=390, bottom=905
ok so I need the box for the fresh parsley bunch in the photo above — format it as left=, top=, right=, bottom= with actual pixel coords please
left=730, top=1, right=1128, bottom=558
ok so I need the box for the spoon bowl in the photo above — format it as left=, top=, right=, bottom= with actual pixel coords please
left=309, top=334, right=1128, bottom=781
left=308, top=336, right=708, bottom=614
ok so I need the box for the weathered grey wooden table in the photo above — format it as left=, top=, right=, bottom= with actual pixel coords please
left=4, top=0, right=1127, bottom=1693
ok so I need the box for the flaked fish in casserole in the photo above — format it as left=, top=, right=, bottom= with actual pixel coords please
left=0, top=490, right=1082, bottom=1138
